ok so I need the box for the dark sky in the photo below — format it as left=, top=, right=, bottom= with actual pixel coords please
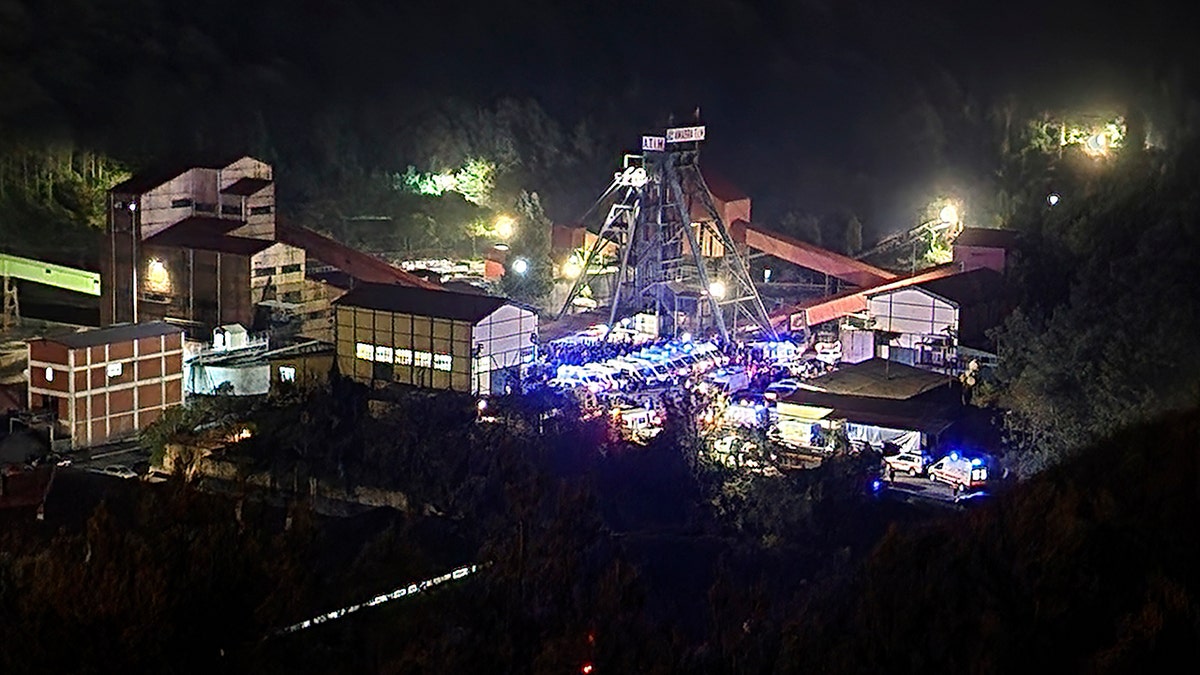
left=2, top=0, right=1195, bottom=231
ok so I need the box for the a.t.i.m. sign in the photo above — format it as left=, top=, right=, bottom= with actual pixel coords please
left=665, top=126, right=706, bottom=143
left=641, top=135, right=666, bottom=151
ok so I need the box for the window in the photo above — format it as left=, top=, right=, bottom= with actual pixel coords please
left=221, top=204, right=241, bottom=216
left=254, top=266, right=275, bottom=277
left=355, top=342, right=373, bottom=360
left=44, top=366, right=54, bottom=382
left=106, top=362, right=123, bottom=377
left=171, top=197, right=193, bottom=208
left=394, top=349, right=413, bottom=365
left=374, top=345, right=394, bottom=363
left=195, top=202, right=216, bottom=213
left=280, top=263, right=302, bottom=274
left=281, top=291, right=301, bottom=303
left=414, top=351, right=432, bottom=368
left=433, top=354, right=453, bottom=371
left=249, top=205, right=273, bottom=215
left=278, top=365, right=297, bottom=382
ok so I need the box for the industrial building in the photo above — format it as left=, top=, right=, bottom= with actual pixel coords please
left=866, top=267, right=1007, bottom=368
left=775, top=358, right=961, bottom=454
left=26, top=322, right=185, bottom=448
left=951, top=227, right=1020, bottom=275
left=334, top=283, right=537, bottom=395
left=102, top=157, right=437, bottom=343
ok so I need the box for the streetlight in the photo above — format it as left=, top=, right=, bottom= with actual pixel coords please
left=511, top=258, right=529, bottom=275
left=939, top=204, right=959, bottom=225
left=495, top=215, right=515, bottom=239
left=1047, top=192, right=1060, bottom=207
left=561, top=259, right=582, bottom=279
left=707, top=280, right=726, bottom=299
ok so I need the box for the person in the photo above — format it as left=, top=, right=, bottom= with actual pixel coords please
left=888, top=466, right=896, bottom=483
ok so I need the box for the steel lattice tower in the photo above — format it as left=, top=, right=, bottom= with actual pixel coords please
left=558, top=125, right=776, bottom=343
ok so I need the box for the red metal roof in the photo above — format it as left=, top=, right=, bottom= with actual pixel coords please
left=953, top=227, right=1020, bottom=249
left=276, top=223, right=441, bottom=290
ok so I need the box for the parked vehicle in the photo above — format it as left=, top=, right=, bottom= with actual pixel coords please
left=927, top=452, right=988, bottom=490
left=763, top=378, right=802, bottom=400
left=98, top=465, right=138, bottom=480
left=703, top=367, right=751, bottom=394
left=883, top=451, right=930, bottom=477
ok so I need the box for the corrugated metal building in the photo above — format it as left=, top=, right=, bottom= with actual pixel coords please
left=334, top=284, right=537, bottom=395
left=26, top=322, right=185, bottom=448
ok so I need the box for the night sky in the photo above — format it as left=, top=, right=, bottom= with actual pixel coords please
left=1, top=0, right=1195, bottom=231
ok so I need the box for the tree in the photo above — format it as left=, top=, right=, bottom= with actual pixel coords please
left=843, top=215, right=863, bottom=255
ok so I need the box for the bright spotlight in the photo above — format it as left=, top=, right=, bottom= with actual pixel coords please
left=1047, top=192, right=1060, bottom=207
left=939, top=204, right=959, bottom=224
left=493, top=243, right=510, bottom=251
left=561, top=259, right=582, bottom=279
left=495, top=215, right=515, bottom=239
left=476, top=399, right=488, bottom=411
left=511, top=258, right=529, bottom=275
left=707, top=280, right=727, bottom=299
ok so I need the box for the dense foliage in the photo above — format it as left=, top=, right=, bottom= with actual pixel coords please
left=986, top=139, right=1200, bottom=474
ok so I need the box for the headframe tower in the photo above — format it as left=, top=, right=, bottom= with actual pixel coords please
left=558, top=123, right=776, bottom=342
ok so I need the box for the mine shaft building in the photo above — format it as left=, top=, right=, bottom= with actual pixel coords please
left=102, top=157, right=438, bottom=342
left=103, top=157, right=305, bottom=335
left=334, top=283, right=537, bottom=395
left=26, top=322, right=185, bottom=448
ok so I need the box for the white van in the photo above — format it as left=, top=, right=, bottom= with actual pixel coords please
left=927, top=453, right=988, bottom=490
left=704, top=367, right=751, bottom=394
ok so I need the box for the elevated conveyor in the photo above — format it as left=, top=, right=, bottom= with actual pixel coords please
left=0, top=253, right=101, bottom=296
left=730, top=220, right=896, bottom=288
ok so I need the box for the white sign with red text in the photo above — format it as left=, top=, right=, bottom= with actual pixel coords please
left=665, top=126, right=706, bottom=143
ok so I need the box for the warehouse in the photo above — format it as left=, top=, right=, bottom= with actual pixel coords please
left=866, top=267, right=1007, bottom=370
left=334, top=283, right=537, bottom=395
left=26, top=322, right=185, bottom=449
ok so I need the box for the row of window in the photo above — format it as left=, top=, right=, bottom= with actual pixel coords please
left=168, top=198, right=272, bottom=216
left=254, top=263, right=303, bottom=277
left=355, top=342, right=453, bottom=371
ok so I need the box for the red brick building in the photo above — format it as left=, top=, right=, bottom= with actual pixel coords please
left=27, top=322, right=185, bottom=449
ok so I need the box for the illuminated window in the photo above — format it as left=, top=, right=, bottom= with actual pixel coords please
left=394, top=349, right=413, bottom=365
left=44, top=367, right=54, bottom=382
left=433, top=354, right=452, bottom=371
left=355, top=342, right=373, bottom=360
left=414, top=351, right=432, bottom=368
left=106, top=362, right=123, bottom=378
left=374, top=345, right=394, bottom=363
left=278, top=365, right=297, bottom=382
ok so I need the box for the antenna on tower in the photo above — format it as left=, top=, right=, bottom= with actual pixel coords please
left=557, top=122, right=776, bottom=343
